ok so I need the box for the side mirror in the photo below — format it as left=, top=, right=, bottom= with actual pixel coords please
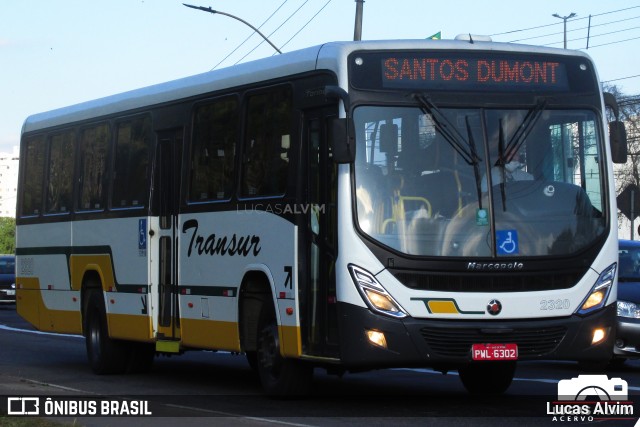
left=603, top=92, right=628, bottom=164
left=329, top=118, right=355, bottom=164
left=325, top=85, right=355, bottom=164
left=610, top=121, right=628, bottom=164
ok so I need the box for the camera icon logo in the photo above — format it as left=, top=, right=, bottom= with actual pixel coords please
left=7, top=397, right=40, bottom=415
left=558, top=375, right=628, bottom=401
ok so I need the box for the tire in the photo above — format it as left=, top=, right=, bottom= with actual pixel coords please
left=84, top=290, right=130, bottom=374
left=256, top=303, right=312, bottom=397
left=458, top=361, right=516, bottom=395
left=246, top=351, right=258, bottom=372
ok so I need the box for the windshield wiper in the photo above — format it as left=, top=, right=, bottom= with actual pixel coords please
left=465, top=116, right=484, bottom=210
left=499, top=99, right=547, bottom=166
left=497, top=119, right=507, bottom=211
left=412, top=93, right=481, bottom=166
left=413, top=93, right=484, bottom=211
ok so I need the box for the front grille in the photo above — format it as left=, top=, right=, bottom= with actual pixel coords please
left=391, top=270, right=585, bottom=292
left=420, top=325, right=567, bottom=358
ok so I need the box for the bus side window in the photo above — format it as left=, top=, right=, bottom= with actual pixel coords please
left=241, top=87, right=292, bottom=197
left=21, top=136, right=46, bottom=217
left=189, top=97, right=238, bottom=202
left=113, top=116, right=151, bottom=208
left=46, top=130, right=76, bottom=214
left=77, top=123, right=110, bottom=211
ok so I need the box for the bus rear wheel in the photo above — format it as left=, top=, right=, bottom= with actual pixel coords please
left=256, top=304, right=312, bottom=396
left=84, top=290, right=130, bottom=374
left=458, top=361, right=516, bottom=395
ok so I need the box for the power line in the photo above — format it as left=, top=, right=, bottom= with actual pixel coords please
left=278, top=0, right=333, bottom=51
left=509, top=15, right=640, bottom=43
left=212, top=0, right=291, bottom=70
left=234, top=0, right=311, bottom=65
left=587, top=35, right=640, bottom=49
left=541, top=25, right=640, bottom=47
left=491, top=5, right=640, bottom=36
left=604, top=74, right=640, bottom=84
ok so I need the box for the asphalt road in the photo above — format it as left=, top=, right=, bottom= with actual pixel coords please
left=1, top=304, right=639, bottom=427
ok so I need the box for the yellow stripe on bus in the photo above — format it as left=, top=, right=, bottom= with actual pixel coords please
left=280, top=325, right=302, bottom=357
left=69, top=254, right=115, bottom=291
left=107, top=313, right=153, bottom=342
left=180, top=319, right=301, bottom=357
left=16, top=277, right=82, bottom=334
left=427, top=300, right=460, bottom=314
left=181, top=318, right=241, bottom=352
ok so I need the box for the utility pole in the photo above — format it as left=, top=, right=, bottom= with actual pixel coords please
left=552, top=12, right=576, bottom=49
left=354, top=0, right=364, bottom=41
left=183, top=3, right=282, bottom=54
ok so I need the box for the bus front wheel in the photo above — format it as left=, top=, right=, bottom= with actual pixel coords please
left=458, top=361, right=516, bottom=395
left=256, top=304, right=312, bottom=396
left=84, top=290, right=130, bottom=374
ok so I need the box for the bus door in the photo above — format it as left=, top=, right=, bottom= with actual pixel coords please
left=303, top=108, right=339, bottom=358
left=154, top=129, right=183, bottom=350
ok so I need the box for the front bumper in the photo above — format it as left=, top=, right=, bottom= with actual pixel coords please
left=337, top=302, right=615, bottom=368
left=614, top=317, right=640, bottom=358
left=0, top=288, right=15, bottom=303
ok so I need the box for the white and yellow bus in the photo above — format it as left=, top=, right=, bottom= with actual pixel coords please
left=16, top=38, right=627, bottom=395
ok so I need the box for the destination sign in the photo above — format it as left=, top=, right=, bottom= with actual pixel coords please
left=349, top=52, right=583, bottom=93
left=382, top=56, right=569, bottom=91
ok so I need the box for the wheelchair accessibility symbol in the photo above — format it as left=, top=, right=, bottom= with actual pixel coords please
left=139, top=219, right=147, bottom=250
left=496, top=230, right=519, bottom=255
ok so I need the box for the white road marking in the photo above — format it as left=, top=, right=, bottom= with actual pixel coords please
left=0, top=323, right=82, bottom=338
left=393, top=368, right=640, bottom=391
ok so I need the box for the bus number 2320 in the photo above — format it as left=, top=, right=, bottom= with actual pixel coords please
left=539, top=299, right=570, bottom=310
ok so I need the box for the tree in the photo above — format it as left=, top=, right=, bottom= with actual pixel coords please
left=0, top=217, right=16, bottom=254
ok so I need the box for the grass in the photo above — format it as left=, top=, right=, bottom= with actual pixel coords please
left=0, top=414, right=78, bottom=427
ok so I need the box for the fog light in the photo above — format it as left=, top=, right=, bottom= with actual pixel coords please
left=615, top=338, right=625, bottom=348
left=366, top=329, right=387, bottom=349
left=592, top=328, right=606, bottom=345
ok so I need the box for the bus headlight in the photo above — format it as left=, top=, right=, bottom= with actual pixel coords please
left=618, top=301, right=640, bottom=319
left=349, top=265, right=407, bottom=319
left=578, top=263, right=616, bottom=315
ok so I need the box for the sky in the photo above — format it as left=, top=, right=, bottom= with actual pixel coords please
left=2, top=0, right=640, bottom=154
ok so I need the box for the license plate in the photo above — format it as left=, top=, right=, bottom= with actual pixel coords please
left=7, top=290, right=15, bottom=296
left=472, top=343, right=518, bottom=361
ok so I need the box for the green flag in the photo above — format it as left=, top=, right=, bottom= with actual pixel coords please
left=428, top=31, right=441, bottom=40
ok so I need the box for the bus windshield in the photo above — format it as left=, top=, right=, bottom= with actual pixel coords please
left=353, top=104, right=607, bottom=257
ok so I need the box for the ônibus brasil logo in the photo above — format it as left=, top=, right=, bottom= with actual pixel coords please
left=547, top=375, right=635, bottom=423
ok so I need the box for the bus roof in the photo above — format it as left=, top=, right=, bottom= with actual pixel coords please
left=21, top=39, right=594, bottom=135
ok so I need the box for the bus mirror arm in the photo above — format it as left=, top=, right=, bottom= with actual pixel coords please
left=324, top=86, right=350, bottom=112
left=604, top=92, right=628, bottom=164
left=325, top=86, right=355, bottom=163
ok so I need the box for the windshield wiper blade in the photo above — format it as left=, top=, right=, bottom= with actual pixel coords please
left=498, top=119, right=507, bottom=211
left=465, top=115, right=483, bottom=210
left=412, top=93, right=480, bottom=165
left=500, top=99, right=547, bottom=165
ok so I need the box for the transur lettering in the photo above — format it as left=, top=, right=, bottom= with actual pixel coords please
left=182, top=219, right=261, bottom=258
